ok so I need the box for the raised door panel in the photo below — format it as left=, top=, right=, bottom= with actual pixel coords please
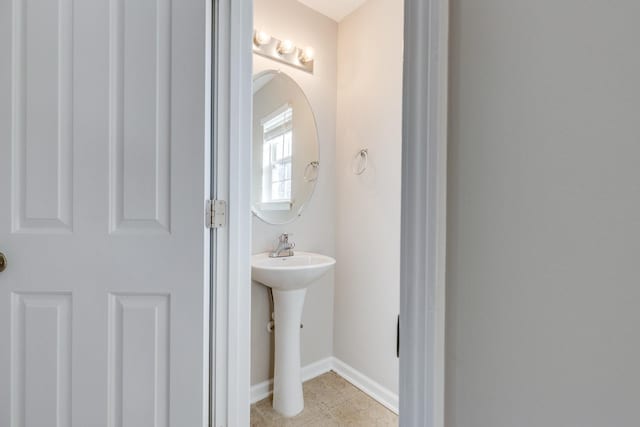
left=10, top=293, right=72, bottom=427
left=107, top=294, right=170, bottom=427
left=109, top=0, right=171, bottom=234
left=11, top=0, right=73, bottom=233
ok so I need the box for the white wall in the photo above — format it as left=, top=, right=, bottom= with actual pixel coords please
left=252, top=0, right=337, bottom=386
left=447, top=1, right=640, bottom=426
left=333, top=0, right=403, bottom=395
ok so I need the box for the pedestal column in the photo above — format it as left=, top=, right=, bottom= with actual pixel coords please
left=271, top=288, right=307, bottom=417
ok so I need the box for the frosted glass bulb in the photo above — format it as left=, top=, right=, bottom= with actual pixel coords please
left=277, top=39, right=295, bottom=55
left=299, top=46, right=314, bottom=63
left=254, top=30, right=271, bottom=46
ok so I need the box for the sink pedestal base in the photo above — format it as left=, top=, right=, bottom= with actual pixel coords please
left=272, top=288, right=307, bottom=417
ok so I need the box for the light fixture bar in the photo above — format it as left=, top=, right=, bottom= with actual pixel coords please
left=252, top=30, right=314, bottom=74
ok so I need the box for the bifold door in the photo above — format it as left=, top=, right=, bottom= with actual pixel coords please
left=0, top=0, right=210, bottom=425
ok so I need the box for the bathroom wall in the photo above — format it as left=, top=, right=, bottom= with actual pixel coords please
left=251, top=0, right=338, bottom=386
left=447, top=1, right=640, bottom=426
left=334, top=0, right=403, bottom=395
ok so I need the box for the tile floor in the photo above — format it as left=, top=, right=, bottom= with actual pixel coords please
left=251, top=371, right=398, bottom=426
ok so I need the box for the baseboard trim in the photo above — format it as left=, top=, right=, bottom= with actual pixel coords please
left=331, top=358, right=399, bottom=414
left=250, top=357, right=399, bottom=415
left=250, top=357, right=333, bottom=404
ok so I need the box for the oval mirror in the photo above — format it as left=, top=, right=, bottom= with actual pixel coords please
left=252, top=70, right=319, bottom=224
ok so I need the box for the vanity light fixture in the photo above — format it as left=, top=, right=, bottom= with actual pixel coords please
left=254, top=30, right=272, bottom=46
left=252, top=29, right=314, bottom=74
left=277, top=39, right=296, bottom=55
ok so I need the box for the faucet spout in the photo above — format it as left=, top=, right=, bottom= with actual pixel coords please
left=269, top=233, right=295, bottom=258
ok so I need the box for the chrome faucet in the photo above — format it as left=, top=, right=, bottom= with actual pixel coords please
left=270, top=233, right=295, bottom=258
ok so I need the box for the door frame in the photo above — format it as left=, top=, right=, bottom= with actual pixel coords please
left=399, top=1, right=448, bottom=426
left=215, top=0, right=448, bottom=425
left=210, top=0, right=253, bottom=426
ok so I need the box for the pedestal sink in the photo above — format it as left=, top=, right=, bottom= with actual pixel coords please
left=251, top=252, right=336, bottom=417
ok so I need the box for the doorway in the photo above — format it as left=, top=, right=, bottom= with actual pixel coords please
left=218, top=0, right=449, bottom=426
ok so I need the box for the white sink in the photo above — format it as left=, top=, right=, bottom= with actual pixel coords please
left=251, top=252, right=336, bottom=291
left=251, top=251, right=335, bottom=417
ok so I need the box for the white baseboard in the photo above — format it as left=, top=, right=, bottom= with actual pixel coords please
left=250, top=357, right=333, bottom=403
left=331, top=358, right=399, bottom=414
left=250, top=357, right=399, bottom=415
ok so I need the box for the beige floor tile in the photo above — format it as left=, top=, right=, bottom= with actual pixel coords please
left=304, top=414, right=341, bottom=427
left=250, top=372, right=398, bottom=427
left=250, top=406, right=268, bottom=427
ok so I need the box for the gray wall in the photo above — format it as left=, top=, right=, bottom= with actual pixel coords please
left=447, top=1, right=640, bottom=426
left=334, top=0, right=402, bottom=395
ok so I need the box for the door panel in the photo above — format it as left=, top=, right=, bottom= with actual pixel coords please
left=11, top=293, right=72, bottom=427
left=11, top=0, right=74, bottom=233
left=109, top=0, right=172, bottom=234
left=108, top=294, right=170, bottom=427
left=0, top=0, right=209, bottom=425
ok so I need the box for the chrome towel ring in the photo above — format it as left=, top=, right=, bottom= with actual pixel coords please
left=352, top=148, right=368, bottom=175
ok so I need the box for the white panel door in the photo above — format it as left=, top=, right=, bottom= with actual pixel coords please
left=0, top=0, right=209, bottom=425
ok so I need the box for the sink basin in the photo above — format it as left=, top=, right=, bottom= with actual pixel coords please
left=251, top=251, right=335, bottom=417
left=251, top=252, right=336, bottom=291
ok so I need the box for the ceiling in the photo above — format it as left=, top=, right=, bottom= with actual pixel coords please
left=297, top=0, right=367, bottom=22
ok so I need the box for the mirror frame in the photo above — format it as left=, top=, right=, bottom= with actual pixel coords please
left=251, top=69, right=320, bottom=225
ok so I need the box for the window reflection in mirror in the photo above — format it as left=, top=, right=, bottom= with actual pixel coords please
left=261, top=105, right=293, bottom=209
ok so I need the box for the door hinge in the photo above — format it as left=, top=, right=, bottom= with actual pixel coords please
left=206, top=199, right=227, bottom=229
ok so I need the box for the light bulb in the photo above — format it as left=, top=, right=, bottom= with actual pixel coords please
left=253, top=30, right=271, bottom=46
left=299, top=46, right=314, bottom=63
left=277, top=39, right=295, bottom=55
